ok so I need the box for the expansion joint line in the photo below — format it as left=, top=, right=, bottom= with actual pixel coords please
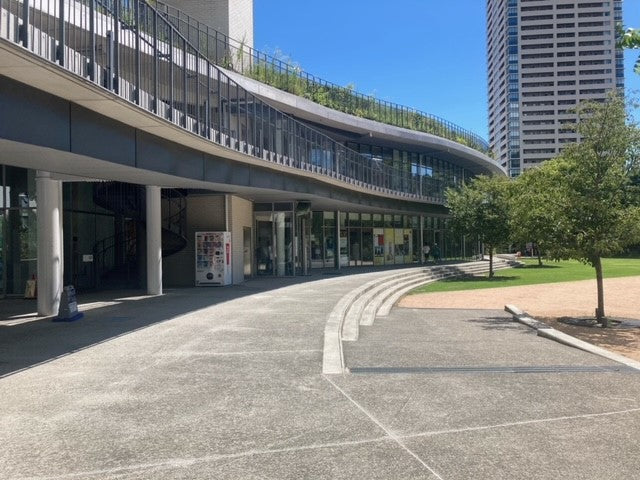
left=323, top=375, right=445, bottom=480
left=399, top=406, right=640, bottom=440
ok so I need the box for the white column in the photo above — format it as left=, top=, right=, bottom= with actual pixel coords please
left=36, top=171, right=63, bottom=316
left=146, top=186, right=162, bottom=295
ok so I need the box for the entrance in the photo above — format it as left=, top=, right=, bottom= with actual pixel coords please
left=295, top=212, right=311, bottom=275
left=361, top=228, right=373, bottom=265
left=255, top=215, right=274, bottom=276
left=254, top=207, right=294, bottom=276
left=349, top=229, right=361, bottom=266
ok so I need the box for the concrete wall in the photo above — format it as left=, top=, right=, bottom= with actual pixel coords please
left=162, top=0, right=254, bottom=49
left=163, top=195, right=226, bottom=287
left=228, top=0, right=254, bottom=49
left=228, top=195, right=253, bottom=284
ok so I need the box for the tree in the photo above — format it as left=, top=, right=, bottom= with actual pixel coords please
left=619, top=27, right=640, bottom=74
left=544, top=94, right=640, bottom=326
left=508, top=164, right=567, bottom=266
left=446, top=175, right=511, bottom=277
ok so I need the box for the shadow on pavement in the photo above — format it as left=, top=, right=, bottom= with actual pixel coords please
left=467, top=316, right=532, bottom=332
left=0, top=263, right=454, bottom=378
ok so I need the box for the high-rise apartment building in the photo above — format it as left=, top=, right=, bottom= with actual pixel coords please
left=487, top=0, right=624, bottom=177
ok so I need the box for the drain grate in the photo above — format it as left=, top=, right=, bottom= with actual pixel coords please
left=349, top=365, right=639, bottom=375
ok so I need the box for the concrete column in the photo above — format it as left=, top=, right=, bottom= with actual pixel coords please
left=275, top=212, right=285, bottom=276
left=36, top=171, right=63, bottom=316
left=146, top=186, right=162, bottom=295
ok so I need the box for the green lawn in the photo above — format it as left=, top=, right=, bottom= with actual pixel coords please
left=409, top=258, right=640, bottom=294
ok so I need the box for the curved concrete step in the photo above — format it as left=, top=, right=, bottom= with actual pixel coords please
left=377, top=262, right=513, bottom=317
left=363, top=273, right=448, bottom=323
left=341, top=270, right=432, bottom=341
left=362, top=260, right=507, bottom=327
left=322, top=259, right=521, bottom=374
left=323, top=266, right=428, bottom=373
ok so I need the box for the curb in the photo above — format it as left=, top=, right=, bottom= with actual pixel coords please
left=505, top=304, right=640, bottom=372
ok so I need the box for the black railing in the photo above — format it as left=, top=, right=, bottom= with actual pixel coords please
left=0, top=0, right=471, bottom=203
left=91, top=182, right=187, bottom=286
left=153, top=0, right=490, bottom=154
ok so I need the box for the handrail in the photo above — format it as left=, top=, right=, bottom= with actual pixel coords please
left=91, top=182, right=187, bottom=284
left=153, top=0, right=490, bottom=154
left=0, top=0, right=469, bottom=202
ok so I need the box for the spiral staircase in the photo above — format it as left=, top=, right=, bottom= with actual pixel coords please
left=92, top=182, right=187, bottom=289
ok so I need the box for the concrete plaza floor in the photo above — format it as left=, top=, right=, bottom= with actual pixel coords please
left=1, top=271, right=640, bottom=479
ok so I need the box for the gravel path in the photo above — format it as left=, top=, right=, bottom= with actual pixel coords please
left=399, top=276, right=640, bottom=318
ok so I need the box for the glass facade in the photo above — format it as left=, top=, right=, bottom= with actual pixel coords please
left=255, top=203, right=311, bottom=276
left=507, top=0, right=521, bottom=177
left=1, top=168, right=480, bottom=292
left=0, top=166, right=38, bottom=296
left=62, top=183, right=118, bottom=291
left=345, top=142, right=468, bottom=202
left=309, top=211, right=476, bottom=270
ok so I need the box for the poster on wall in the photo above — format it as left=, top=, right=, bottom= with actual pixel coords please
left=373, top=228, right=385, bottom=266
left=195, top=231, right=232, bottom=286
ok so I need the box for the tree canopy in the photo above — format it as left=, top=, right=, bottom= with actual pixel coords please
left=620, top=27, right=640, bottom=74
left=446, top=175, right=510, bottom=277
left=513, top=94, right=640, bottom=325
left=507, top=163, right=566, bottom=266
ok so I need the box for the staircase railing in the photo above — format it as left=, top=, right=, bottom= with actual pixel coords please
left=92, top=231, right=138, bottom=286
left=160, top=187, right=186, bottom=246
left=0, top=0, right=461, bottom=203
left=152, top=0, right=490, bottom=154
left=91, top=182, right=187, bottom=286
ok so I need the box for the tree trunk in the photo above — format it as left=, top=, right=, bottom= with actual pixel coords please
left=594, top=257, right=607, bottom=327
left=536, top=244, right=542, bottom=266
left=489, top=244, right=494, bottom=278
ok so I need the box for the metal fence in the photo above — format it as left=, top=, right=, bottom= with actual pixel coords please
left=0, top=0, right=466, bottom=203
left=153, top=0, right=490, bottom=154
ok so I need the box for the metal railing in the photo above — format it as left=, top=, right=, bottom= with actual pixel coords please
left=91, top=181, right=187, bottom=285
left=0, top=0, right=462, bottom=202
left=153, top=0, right=490, bottom=154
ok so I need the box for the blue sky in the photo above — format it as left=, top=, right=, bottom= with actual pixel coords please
left=255, top=0, right=640, bottom=140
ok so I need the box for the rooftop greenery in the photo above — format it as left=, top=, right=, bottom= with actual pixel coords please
left=154, top=1, right=491, bottom=156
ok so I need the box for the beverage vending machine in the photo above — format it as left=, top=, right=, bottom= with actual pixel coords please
left=195, top=231, right=232, bottom=286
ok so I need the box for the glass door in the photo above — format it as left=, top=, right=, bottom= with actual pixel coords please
left=255, top=214, right=274, bottom=276
left=349, top=229, right=361, bottom=266
left=339, top=228, right=348, bottom=267
left=296, top=213, right=311, bottom=275
left=273, top=211, right=294, bottom=276
left=361, top=228, right=373, bottom=266
left=255, top=209, right=295, bottom=276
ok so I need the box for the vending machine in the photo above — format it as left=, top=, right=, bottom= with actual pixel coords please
left=195, top=231, right=232, bottom=286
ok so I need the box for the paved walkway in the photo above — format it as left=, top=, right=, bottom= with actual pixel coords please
left=1, top=271, right=640, bottom=479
